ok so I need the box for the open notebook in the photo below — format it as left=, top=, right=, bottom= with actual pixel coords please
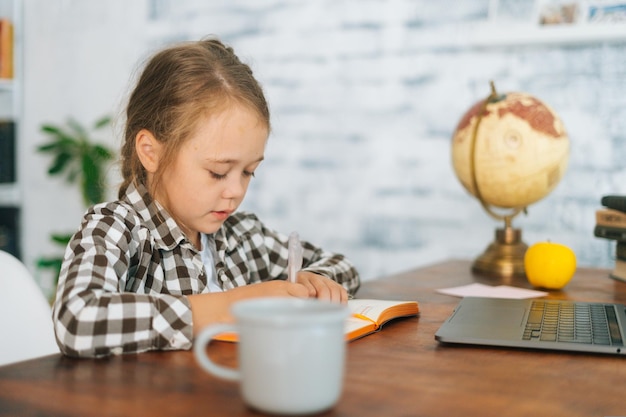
left=346, top=299, right=419, bottom=341
left=435, top=297, right=626, bottom=355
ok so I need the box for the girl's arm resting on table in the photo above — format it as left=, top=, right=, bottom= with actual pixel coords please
left=188, top=280, right=309, bottom=337
left=55, top=280, right=311, bottom=356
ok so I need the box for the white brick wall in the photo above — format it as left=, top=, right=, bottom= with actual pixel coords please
left=20, top=0, right=626, bottom=290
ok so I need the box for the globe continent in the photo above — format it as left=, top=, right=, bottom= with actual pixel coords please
left=451, top=92, right=569, bottom=209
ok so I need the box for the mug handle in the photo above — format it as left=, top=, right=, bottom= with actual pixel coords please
left=193, top=324, right=240, bottom=381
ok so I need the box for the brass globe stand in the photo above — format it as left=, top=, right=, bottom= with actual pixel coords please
left=469, top=81, right=528, bottom=281
left=472, top=215, right=528, bottom=280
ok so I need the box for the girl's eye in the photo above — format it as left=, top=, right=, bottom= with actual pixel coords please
left=210, top=170, right=255, bottom=180
left=210, top=171, right=227, bottom=180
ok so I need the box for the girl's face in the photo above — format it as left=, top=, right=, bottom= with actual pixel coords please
left=155, top=105, right=268, bottom=246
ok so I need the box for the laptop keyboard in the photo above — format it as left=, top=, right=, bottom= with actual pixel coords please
left=522, top=300, right=623, bottom=346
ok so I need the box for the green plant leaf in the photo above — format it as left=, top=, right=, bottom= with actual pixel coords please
left=81, top=152, right=102, bottom=205
left=50, top=233, right=72, bottom=245
left=48, top=152, right=73, bottom=176
left=36, top=142, right=62, bottom=153
left=64, top=169, right=80, bottom=185
left=36, top=257, right=63, bottom=269
left=36, top=115, right=114, bottom=286
left=40, top=125, right=65, bottom=135
left=94, top=116, right=112, bottom=129
left=67, top=117, right=88, bottom=137
left=41, top=125, right=77, bottom=143
left=36, top=256, right=64, bottom=285
left=93, top=144, right=113, bottom=161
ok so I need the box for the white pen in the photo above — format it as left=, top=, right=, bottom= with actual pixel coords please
left=287, top=231, right=303, bottom=283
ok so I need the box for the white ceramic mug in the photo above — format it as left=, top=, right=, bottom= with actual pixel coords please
left=194, top=297, right=349, bottom=415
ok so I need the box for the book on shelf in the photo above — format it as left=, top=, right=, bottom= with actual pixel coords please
left=215, top=298, right=420, bottom=342
left=601, top=195, right=626, bottom=214
left=0, top=207, right=20, bottom=259
left=596, top=208, right=626, bottom=228
left=0, top=120, right=15, bottom=183
left=594, top=224, right=626, bottom=241
left=0, top=18, right=13, bottom=79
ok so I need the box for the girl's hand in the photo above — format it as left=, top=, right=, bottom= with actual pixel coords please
left=297, top=271, right=348, bottom=303
left=234, top=279, right=310, bottom=299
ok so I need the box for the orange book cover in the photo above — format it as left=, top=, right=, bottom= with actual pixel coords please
left=0, top=18, right=13, bottom=79
left=214, top=299, right=420, bottom=342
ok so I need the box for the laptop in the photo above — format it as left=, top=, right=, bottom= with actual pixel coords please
left=435, top=297, right=626, bottom=355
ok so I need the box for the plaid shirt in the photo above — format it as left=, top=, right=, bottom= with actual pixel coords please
left=52, top=182, right=360, bottom=358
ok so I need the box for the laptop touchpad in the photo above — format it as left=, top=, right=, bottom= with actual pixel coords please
left=450, top=305, right=527, bottom=326
left=436, top=299, right=530, bottom=341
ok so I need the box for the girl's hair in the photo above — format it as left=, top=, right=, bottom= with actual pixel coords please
left=118, top=37, right=270, bottom=198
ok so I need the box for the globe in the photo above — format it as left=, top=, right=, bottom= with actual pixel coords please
left=451, top=82, right=569, bottom=279
left=452, top=89, right=569, bottom=210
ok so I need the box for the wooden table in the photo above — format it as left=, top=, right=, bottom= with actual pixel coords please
left=1, top=259, right=625, bottom=417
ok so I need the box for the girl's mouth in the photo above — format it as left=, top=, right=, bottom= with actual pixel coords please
left=211, top=210, right=232, bottom=221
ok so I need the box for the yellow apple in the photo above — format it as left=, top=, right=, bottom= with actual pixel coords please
left=524, top=241, right=577, bottom=290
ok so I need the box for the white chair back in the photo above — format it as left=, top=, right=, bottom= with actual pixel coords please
left=0, top=250, right=59, bottom=366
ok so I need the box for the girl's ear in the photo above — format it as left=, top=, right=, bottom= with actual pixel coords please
left=135, top=129, right=161, bottom=173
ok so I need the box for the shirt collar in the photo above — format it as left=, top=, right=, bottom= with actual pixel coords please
left=215, top=212, right=258, bottom=253
left=122, top=181, right=188, bottom=251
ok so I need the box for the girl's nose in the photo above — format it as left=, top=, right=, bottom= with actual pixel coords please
left=221, top=175, right=247, bottom=200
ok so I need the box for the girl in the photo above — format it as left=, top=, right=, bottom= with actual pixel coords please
left=52, top=38, right=360, bottom=358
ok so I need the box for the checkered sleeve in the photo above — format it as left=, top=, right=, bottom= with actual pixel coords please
left=52, top=204, right=193, bottom=358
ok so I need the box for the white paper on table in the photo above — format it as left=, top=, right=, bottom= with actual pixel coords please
left=437, top=283, right=548, bottom=299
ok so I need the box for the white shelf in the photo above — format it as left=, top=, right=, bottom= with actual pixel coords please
left=473, top=22, right=626, bottom=47
left=413, top=22, right=626, bottom=50
left=0, top=183, right=20, bottom=206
